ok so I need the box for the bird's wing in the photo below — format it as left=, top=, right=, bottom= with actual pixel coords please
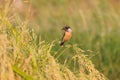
left=61, top=32, right=65, bottom=42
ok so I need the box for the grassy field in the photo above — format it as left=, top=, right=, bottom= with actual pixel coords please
left=0, top=0, right=120, bottom=80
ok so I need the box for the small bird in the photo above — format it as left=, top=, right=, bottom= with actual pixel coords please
left=60, top=26, right=72, bottom=46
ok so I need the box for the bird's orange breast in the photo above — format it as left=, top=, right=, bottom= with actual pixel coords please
left=63, top=32, right=72, bottom=42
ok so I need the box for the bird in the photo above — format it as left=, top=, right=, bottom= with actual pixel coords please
left=60, top=26, right=72, bottom=46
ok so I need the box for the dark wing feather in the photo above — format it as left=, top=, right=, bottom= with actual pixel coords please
left=60, top=32, right=65, bottom=46
left=61, top=32, right=65, bottom=41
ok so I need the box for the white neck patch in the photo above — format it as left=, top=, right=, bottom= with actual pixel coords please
left=67, top=28, right=72, bottom=32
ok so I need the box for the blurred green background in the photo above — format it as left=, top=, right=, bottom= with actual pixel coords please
left=4, top=0, right=120, bottom=80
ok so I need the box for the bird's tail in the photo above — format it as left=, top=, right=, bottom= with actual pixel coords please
left=60, top=42, right=64, bottom=46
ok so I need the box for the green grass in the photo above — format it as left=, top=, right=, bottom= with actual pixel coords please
left=0, top=18, right=106, bottom=80
left=0, top=0, right=120, bottom=80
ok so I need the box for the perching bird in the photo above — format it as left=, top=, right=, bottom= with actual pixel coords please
left=60, top=26, right=72, bottom=46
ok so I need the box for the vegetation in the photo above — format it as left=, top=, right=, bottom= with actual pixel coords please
left=0, top=14, right=106, bottom=80
left=0, top=0, right=120, bottom=80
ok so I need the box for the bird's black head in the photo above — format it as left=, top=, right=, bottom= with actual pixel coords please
left=62, top=26, right=71, bottom=31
